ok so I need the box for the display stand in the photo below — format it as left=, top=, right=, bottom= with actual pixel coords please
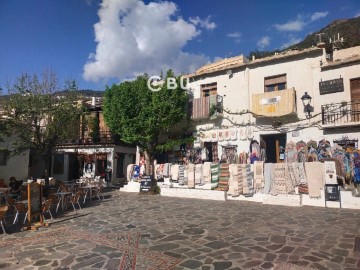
left=324, top=184, right=341, bottom=208
left=25, top=182, right=47, bottom=230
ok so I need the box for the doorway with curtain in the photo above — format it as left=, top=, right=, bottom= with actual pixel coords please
left=260, top=134, right=287, bottom=163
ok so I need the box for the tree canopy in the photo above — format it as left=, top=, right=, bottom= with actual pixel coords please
left=103, top=71, right=193, bottom=172
left=0, top=70, right=84, bottom=176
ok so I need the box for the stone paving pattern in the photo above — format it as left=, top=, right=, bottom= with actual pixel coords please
left=1, top=190, right=360, bottom=269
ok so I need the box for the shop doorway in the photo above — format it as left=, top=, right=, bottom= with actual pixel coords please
left=204, top=142, right=218, bottom=162
left=68, top=153, right=80, bottom=181
left=260, top=134, right=287, bottom=163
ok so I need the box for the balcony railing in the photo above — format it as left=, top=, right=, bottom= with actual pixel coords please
left=322, top=101, right=360, bottom=126
left=189, top=95, right=223, bottom=120
left=252, top=88, right=296, bottom=117
left=58, top=130, right=116, bottom=146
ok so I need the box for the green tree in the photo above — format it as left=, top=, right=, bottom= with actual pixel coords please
left=1, top=70, right=83, bottom=181
left=103, top=71, right=193, bottom=175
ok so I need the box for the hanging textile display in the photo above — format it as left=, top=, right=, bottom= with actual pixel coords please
left=296, top=140, right=307, bottom=163
left=224, top=129, right=231, bottom=141
left=239, top=152, right=248, bottom=164
left=249, top=140, right=260, bottom=164
left=211, top=163, right=220, bottom=189
left=353, top=152, right=360, bottom=184
left=242, top=164, right=254, bottom=196
left=270, top=163, right=293, bottom=195
left=260, top=139, right=267, bottom=162
left=230, top=128, right=237, bottom=141
left=228, top=164, right=237, bottom=195
left=323, top=161, right=337, bottom=185
left=231, top=164, right=242, bottom=196
left=203, top=162, right=212, bottom=184
left=317, top=139, right=332, bottom=161
left=246, top=126, right=254, bottom=139
left=263, top=163, right=274, bottom=194
left=217, top=163, right=230, bottom=191
left=239, top=127, right=247, bottom=141
left=210, top=130, right=218, bottom=142
left=253, top=161, right=264, bottom=191
left=218, top=130, right=224, bottom=142
left=307, top=140, right=318, bottom=162
left=187, top=164, right=195, bottom=188
left=285, top=141, right=298, bottom=162
left=127, top=164, right=135, bottom=182
left=304, top=162, right=324, bottom=198
left=212, top=143, right=219, bottom=162
left=178, top=165, right=186, bottom=185
left=222, top=145, right=238, bottom=164
left=171, top=164, right=179, bottom=182
left=195, top=164, right=203, bottom=185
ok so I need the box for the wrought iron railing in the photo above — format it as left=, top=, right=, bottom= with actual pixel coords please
left=59, top=130, right=116, bottom=145
left=321, top=101, right=360, bottom=125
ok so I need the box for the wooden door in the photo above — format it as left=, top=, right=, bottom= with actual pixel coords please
left=351, top=78, right=360, bottom=122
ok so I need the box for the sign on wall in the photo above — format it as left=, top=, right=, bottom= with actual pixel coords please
left=319, top=78, right=344, bottom=95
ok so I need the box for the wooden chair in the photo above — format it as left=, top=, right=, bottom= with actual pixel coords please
left=47, top=194, right=61, bottom=213
left=41, top=199, right=53, bottom=221
left=0, top=205, right=8, bottom=234
left=13, top=202, right=28, bottom=224
left=92, top=186, right=104, bottom=200
left=67, top=192, right=82, bottom=211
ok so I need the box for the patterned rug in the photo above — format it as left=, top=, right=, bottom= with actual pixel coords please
left=210, top=163, right=220, bottom=189
left=241, top=164, right=253, bottom=196
left=0, top=227, right=181, bottom=270
left=305, top=162, right=324, bottom=198
left=217, top=163, right=230, bottom=191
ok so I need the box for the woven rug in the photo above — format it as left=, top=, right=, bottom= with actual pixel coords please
left=211, top=163, right=219, bottom=189
left=178, top=165, right=185, bottom=185
left=263, top=163, right=274, bottom=194
left=187, top=164, right=195, bottom=188
left=286, top=163, right=297, bottom=187
left=253, top=161, right=264, bottom=191
left=171, top=164, right=179, bottom=182
left=203, top=162, right=212, bottom=184
left=271, top=163, right=287, bottom=195
left=228, top=164, right=238, bottom=195
left=304, top=162, right=324, bottom=198
left=195, top=164, right=203, bottom=185
left=241, top=164, right=253, bottom=195
left=217, top=163, right=230, bottom=191
left=295, top=162, right=307, bottom=184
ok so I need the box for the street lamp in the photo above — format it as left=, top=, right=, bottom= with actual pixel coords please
left=301, top=92, right=313, bottom=118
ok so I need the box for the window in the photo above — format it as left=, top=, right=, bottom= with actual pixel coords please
left=0, top=151, right=9, bottom=166
left=264, top=74, right=287, bottom=92
left=53, top=153, right=64, bottom=174
left=201, top=82, right=217, bottom=97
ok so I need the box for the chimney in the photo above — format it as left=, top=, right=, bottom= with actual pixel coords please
left=92, top=96, right=96, bottom=107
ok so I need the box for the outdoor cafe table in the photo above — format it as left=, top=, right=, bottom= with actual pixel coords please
left=54, top=192, right=72, bottom=211
left=79, top=185, right=98, bottom=202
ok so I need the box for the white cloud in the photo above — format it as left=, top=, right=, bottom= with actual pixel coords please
left=257, top=36, right=270, bottom=49
left=189, top=16, right=216, bottom=30
left=83, top=0, right=210, bottom=82
left=227, top=32, right=241, bottom=43
left=275, top=19, right=306, bottom=32
left=310, top=11, right=329, bottom=21
left=275, top=11, right=328, bottom=32
left=281, top=35, right=302, bottom=49
left=355, top=11, right=360, bottom=18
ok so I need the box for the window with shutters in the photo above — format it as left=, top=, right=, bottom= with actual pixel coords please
left=201, top=82, right=217, bottom=97
left=351, top=78, right=360, bottom=102
left=264, top=74, right=287, bottom=92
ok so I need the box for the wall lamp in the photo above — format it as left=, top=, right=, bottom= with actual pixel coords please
left=301, top=92, right=313, bottom=119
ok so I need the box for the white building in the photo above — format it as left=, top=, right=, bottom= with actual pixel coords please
left=186, top=45, right=360, bottom=162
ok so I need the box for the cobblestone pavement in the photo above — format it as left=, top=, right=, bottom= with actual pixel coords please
left=1, top=190, right=360, bottom=270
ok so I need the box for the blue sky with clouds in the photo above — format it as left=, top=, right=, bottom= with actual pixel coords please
left=0, top=0, right=359, bottom=91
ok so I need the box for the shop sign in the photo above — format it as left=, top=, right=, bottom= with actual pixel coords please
left=140, top=175, right=152, bottom=192
left=319, top=78, right=344, bottom=95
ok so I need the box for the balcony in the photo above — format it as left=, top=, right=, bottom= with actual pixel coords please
left=252, top=88, right=297, bottom=117
left=322, top=101, right=360, bottom=128
left=58, top=130, right=117, bottom=147
left=190, top=95, right=223, bottom=120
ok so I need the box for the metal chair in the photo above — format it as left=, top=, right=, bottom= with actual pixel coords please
left=0, top=205, right=8, bottom=234
left=13, top=202, right=28, bottom=224
left=41, top=199, right=53, bottom=222
left=67, top=192, right=82, bottom=211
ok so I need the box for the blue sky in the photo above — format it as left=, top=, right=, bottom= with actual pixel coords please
left=0, top=0, right=359, bottom=91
